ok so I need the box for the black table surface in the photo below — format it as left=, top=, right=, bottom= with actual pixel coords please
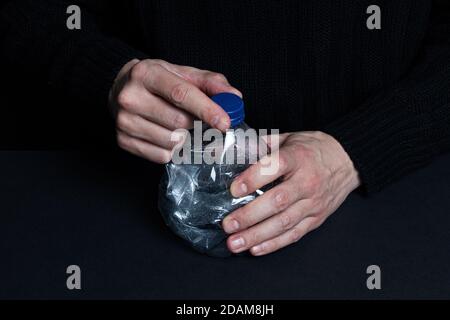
left=1, top=150, right=449, bottom=299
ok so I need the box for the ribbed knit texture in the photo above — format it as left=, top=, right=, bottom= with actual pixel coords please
left=1, top=0, right=450, bottom=194
left=0, top=0, right=147, bottom=105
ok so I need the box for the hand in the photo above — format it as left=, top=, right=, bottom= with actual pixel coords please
left=222, top=131, right=361, bottom=256
left=109, top=59, right=242, bottom=163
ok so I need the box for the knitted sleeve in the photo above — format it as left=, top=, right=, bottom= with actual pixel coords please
left=323, top=0, right=450, bottom=194
left=0, top=0, right=147, bottom=105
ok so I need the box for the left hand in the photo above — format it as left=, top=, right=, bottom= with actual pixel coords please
left=222, top=131, right=361, bottom=256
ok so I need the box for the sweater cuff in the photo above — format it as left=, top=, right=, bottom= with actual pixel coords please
left=49, top=35, right=148, bottom=105
left=322, top=91, right=430, bottom=194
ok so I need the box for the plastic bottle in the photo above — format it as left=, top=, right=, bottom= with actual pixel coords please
left=158, top=93, right=270, bottom=257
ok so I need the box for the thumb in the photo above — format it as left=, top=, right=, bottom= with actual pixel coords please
left=196, top=71, right=243, bottom=98
left=158, top=62, right=242, bottom=98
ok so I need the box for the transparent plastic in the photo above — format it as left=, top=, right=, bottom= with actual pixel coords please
left=158, top=122, right=270, bottom=257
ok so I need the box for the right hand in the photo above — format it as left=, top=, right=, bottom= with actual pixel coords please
left=109, top=59, right=242, bottom=163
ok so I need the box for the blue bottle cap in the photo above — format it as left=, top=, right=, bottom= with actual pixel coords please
left=211, top=93, right=245, bottom=127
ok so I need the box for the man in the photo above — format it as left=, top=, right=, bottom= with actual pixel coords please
left=1, top=0, right=449, bottom=256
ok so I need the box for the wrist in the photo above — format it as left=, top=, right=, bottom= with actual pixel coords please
left=320, top=131, right=361, bottom=190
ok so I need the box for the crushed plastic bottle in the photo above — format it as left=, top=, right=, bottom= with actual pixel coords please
left=158, top=93, right=271, bottom=257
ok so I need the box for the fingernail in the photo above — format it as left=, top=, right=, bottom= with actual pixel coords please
left=230, top=237, right=245, bottom=251
left=232, top=89, right=243, bottom=98
left=224, top=218, right=240, bottom=233
left=218, top=118, right=230, bottom=132
left=232, top=182, right=248, bottom=198
left=171, top=131, right=187, bottom=145
left=251, top=245, right=264, bottom=256
left=211, top=115, right=220, bottom=127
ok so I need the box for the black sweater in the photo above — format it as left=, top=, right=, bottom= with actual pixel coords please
left=1, top=0, right=450, bottom=193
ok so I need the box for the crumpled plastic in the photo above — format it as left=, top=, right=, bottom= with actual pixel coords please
left=158, top=126, right=269, bottom=257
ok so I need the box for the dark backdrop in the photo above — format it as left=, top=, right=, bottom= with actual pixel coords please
left=0, top=2, right=139, bottom=150
left=1, top=2, right=449, bottom=300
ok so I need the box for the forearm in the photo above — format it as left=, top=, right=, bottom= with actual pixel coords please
left=323, top=1, right=450, bottom=194
left=0, top=0, right=146, bottom=104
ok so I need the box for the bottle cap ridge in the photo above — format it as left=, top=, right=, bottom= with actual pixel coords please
left=211, top=93, right=245, bottom=127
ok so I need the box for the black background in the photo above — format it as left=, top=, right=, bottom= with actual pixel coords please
left=1, top=150, right=449, bottom=299
left=1, top=63, right=115, bottom=149
left=1, top=3, right=449, bottom=301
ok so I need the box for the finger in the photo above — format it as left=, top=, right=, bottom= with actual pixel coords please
left=223, top=178, right=305, bottom=234
left=249, top=217, right=323, bottom=256
left=260, top=133, right=290, bottom=152
left=117, top=131, right=172, bottom=164
left=188, top=71, right=242, bottom=98
left=125, top=89, right=194, bottom=131
left=226, top=200, right=310, bottom=253
left=149, top=59, right=191, bottom=80
left=230, top=149, right=295, bottom=198
left=117, top=83, right=194, bottom=131
left=116, top=111, right=180, bottom=150
left=152, top=61, right=242, bottom=98
left=140, top=63, right=231, bottom=131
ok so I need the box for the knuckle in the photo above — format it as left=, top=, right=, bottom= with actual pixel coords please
left=117, top=90, right=135, bottom=111
left=170, top=83, right=190, bottom=104
left=117, top=132, right=130, bottom=149
left=116, top=112, right=131, bottom=132
left=276, top=152, right=289, bottom=173
left=304, top=174, right=321, bottom=192
left=209, top=72, right=228, bottom=83
left=173, top=113, right=191, bottom=129
left=314, top=131, right=329, bottom=140
left=292, top=144, right=308, bottom=160
left=273, top=190, right=290, bottom=212
left=302, top=146, right=316, bottom=161
left=277, top=213, right=294, bottom=231
left=148, top=61, right=164, bottom=74
left=151, top=59, right=165, bottom=65
left=290, top=226, right=305, bottom=243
